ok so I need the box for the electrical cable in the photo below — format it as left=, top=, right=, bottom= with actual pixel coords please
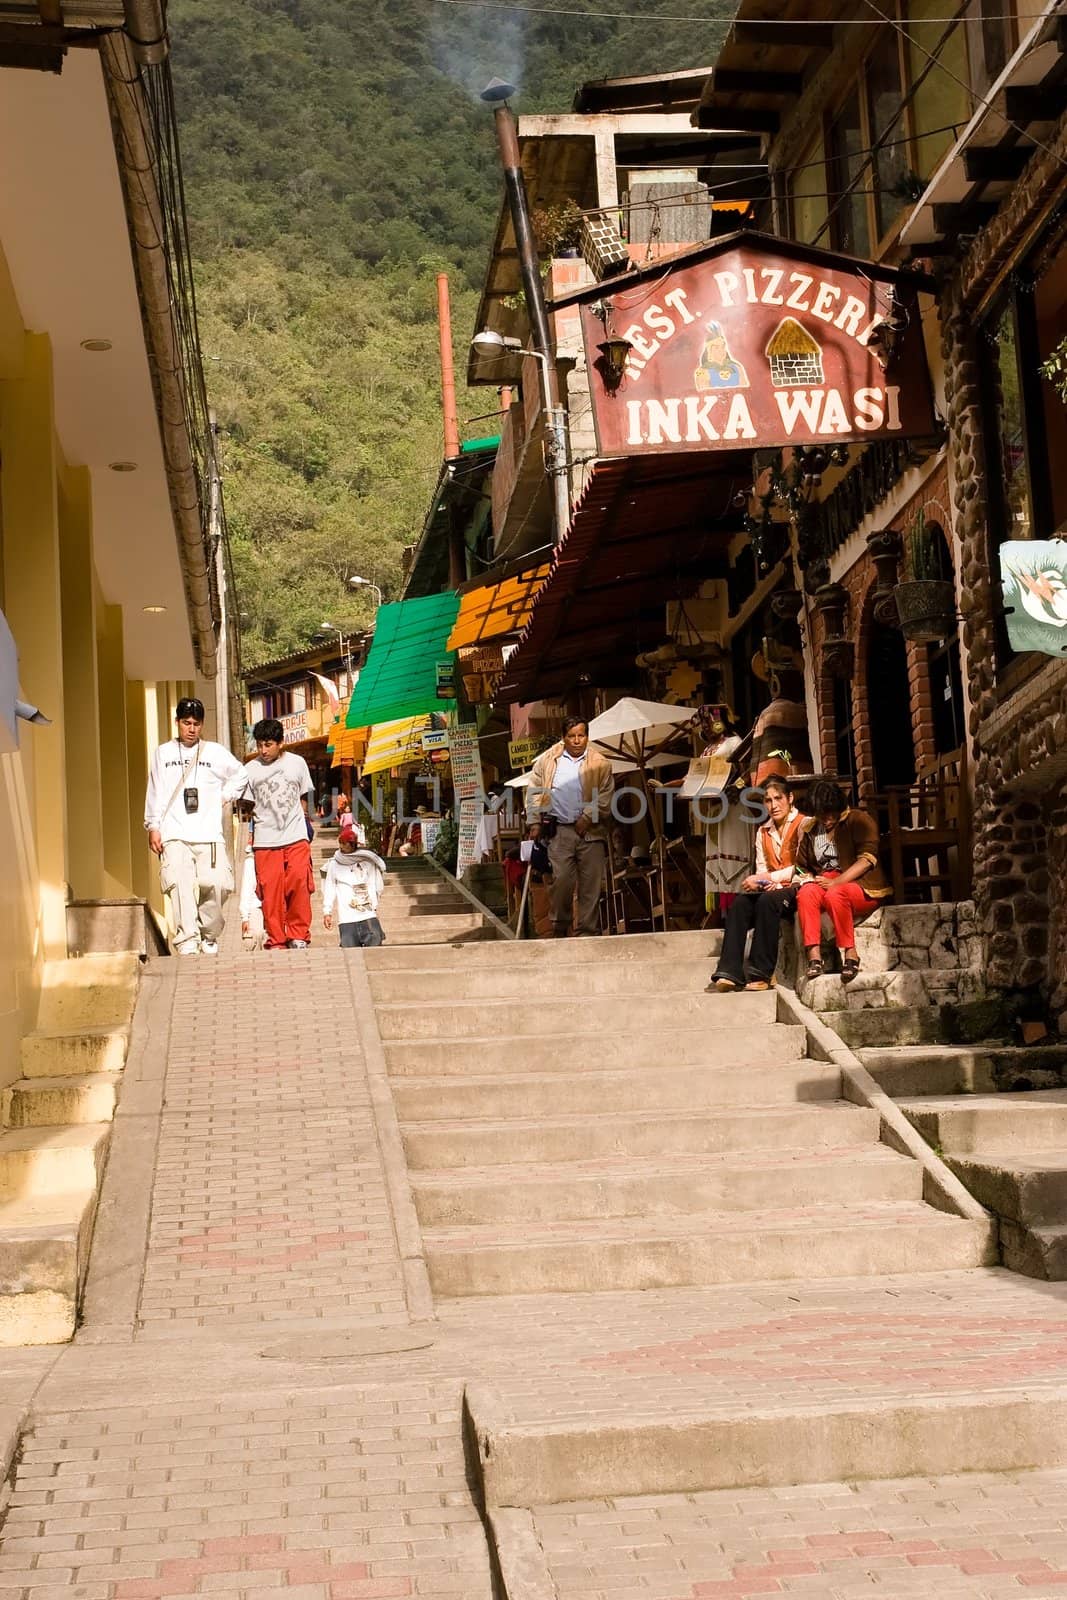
left=428, top=0, right=1033, bottom=21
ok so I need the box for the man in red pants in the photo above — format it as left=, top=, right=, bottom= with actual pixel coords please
left=225, top=719, right=315, bottom=949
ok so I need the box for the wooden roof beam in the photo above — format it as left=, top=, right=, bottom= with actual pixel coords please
left=1003, top=83, right=1067, bottom=123
left=711, top=67, right=804, bottom=96
left=962, top=144, right=1033, bottom=183
left=695, top=105, right=781, bottom=134
left=931, top=199, right=1000, bottom=233
left=732, top=21, right=833, bottom=49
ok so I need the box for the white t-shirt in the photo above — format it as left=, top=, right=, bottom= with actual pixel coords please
left=226, top=752, right=315, bottom=848
left=321, top=850, right=386, bottom=923
left=144, top=739, right=245, bottom=845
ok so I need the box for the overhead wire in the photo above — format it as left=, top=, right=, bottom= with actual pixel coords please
left=428, top=0, right=1034, bottom=21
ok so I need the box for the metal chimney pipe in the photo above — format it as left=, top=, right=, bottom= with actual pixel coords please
left=488, top=100, right=571, bottom=546
left=436, top=273, right=461, bottom=461
left=121, top=0, right=168, bottom=63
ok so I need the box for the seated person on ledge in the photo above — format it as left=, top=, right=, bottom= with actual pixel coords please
left=707, top=777, right=804, bottom=993
left=794, top=779, right=892, bottom=985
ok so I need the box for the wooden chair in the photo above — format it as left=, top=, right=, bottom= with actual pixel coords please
left=875, top=748, right=972, bottom=904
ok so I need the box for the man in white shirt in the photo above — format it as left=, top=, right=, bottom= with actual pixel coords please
left=144, top=696, right=245, bottom=955
left=224, top=718, right=316, bottom=949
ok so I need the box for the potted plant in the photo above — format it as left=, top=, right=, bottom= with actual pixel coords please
left=895, top=511, right=957, bottom=641
left=531, top=199, right=585, bottom=258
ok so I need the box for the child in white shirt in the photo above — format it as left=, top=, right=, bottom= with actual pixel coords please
left=322, top=827, right=387, bottom=948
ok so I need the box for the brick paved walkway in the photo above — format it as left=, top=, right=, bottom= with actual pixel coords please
left=6, top=882, right=1067, bottom=1599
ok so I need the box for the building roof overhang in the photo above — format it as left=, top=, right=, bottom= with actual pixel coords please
left=899, top=2, right=1067, bottom=254
left=495, top=452, right=750, bottom=705
left=692, top=0, right=844, bottom=134
left=468, top=102, right=766, bottom=387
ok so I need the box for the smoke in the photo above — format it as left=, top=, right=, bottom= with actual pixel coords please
left=427, top=0, right=527, bottom=101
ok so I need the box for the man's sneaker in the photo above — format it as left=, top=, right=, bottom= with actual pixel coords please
left=176, top=946, right=200, bottom=957
left=288, top=939, right=309, bottom=949
left=201, top=940, right=219, bottom=955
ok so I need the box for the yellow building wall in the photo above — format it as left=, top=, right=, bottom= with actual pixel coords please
left=0, top=236, right=199, bottom=1083
left=909, top=0, right=973, bottom=181
left=789, top=135, right=829, bottom=245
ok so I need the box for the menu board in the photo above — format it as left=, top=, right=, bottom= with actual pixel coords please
left=448, top=722, right=482, bottom=800
left=455, top=798, right=484, bottom=880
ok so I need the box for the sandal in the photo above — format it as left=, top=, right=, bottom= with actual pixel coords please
left=841, top=957, right=861, bottom=984
left=805, top=958, right=824, bottom=980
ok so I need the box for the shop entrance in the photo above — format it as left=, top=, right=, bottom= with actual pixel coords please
left=867, top=619, right=916, bottom=794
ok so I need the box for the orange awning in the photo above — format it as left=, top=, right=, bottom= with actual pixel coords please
left=447, top=562, right=551, bottom=651
left=330, top=725, right=369, bottom=767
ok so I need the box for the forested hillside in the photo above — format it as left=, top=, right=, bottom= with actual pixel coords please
left=170, top=0, right=735, bottom=663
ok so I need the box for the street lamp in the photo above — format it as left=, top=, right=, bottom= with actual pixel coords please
left=347, top=575, right=383, bottom=608
left=317, top=622, right=353, bottom=683
left=471, top=330, right=570, bottom=542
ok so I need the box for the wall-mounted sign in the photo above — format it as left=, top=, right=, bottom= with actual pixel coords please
left=435, top=660, right=456, bottom=699
left=579, top=235, right=936, bottom=456
left=422, top=728, right=449, bottom=750
left=508, top=737, right=542, bottom=768
left=280, top=711, right=309, bottom=744
left=1001, top=540, right=1067, bottom=656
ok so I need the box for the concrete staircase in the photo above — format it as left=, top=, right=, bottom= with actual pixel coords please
left=899, top=1088, right=1067, bottom=1280
left=0, top=953, right=137, bottom=1344
left=366, top=930, right=992, bottom=1301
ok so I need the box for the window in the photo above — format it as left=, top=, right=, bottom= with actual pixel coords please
left=827, top=90, right=871, bottom=256
left=866, top=30, right=909, bottom=240
left=965, top=0, right=1017, bottom=97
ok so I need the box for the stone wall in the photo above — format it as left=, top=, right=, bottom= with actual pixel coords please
left=940, top=111, right=1067, bottom=1027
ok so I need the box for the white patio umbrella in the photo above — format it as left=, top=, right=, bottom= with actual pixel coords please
left=588, top=698, right=699, bottom=840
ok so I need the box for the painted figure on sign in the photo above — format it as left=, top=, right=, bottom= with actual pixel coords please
left=693, top=321, right=749, bottom=391
left=1001, top=541, right=1067, bottom=656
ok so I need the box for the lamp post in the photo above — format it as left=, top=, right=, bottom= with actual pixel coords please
left=478, top=79, right=571, bottom=547
left=317, top=622, right=353, bottom=686
left=471, top=330, right=570, bottom=546
left=347, top=575, right=383, bottom=609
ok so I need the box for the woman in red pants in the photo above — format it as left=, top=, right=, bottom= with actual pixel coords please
left=794, top=780, right=892, bottom=984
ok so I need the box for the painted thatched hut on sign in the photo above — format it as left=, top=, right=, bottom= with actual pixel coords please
left=766, top=317, right=824, bottom=387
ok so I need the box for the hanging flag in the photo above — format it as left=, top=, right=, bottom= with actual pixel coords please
left=1001, top=540, right=1067, bottom=657
left=310, top=671, right=341, bottom=711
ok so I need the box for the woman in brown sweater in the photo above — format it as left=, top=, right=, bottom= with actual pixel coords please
left=794, top=779, right=891, bottom=983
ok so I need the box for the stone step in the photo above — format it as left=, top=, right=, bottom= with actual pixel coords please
left=37, top=954, right=140, bottom=1032
left=376, top=900, right=473, bottom=918
left=861, top=1044, right=1067, bottom=1099
left=823, top=1007, right=949, bottom=1050
left=379, top=881, right=475, bottom=898
left=376, top=914, right=487, bottom=937
left=0, top=1190, right=97, bottom=1345
left=3, top=1074, right=119, bottom=1130
left=366, top=929, right=722, bottom=970
left=20, top=1026, right=129, bottom=1080
left=466, top=1382, right=1067, bottom=1506
left=1000, top=1219, right=1067, bottom=1280
left=411, top=1146, right=923, bottom=1227
left=378, top=923, right=496, bottom=946
left=377, top=988, right=777, bottom=1041
left=392, top=1059, right=842, bottom=1123
left=370, top=955, right=721, bottom=1004
left=425, top=1203, right=992, bottom=1296
left=945, top=1150, right=1067, bottom=1228
left=900, top=1091, right=1067, bottom=1154
left=401, top=1102, right=879, bottom=1171
left=859, top=1045, right=999, bottom=1098
left=383, top=1024, right=805, bottom=1077
left=0, top=1125, right=111, bottom=1200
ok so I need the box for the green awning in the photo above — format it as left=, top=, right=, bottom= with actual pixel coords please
left=346, top=592, right=461, bottom=728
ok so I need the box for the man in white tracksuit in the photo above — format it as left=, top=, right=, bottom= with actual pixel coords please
left=144, top=696, right=244, bottom=955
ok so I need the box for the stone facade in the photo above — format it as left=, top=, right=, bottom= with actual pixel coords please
left=940, top=111, right=1067, bottom=1030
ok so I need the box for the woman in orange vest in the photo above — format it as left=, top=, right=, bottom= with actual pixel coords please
left=707, top=776, right=804, bottom=992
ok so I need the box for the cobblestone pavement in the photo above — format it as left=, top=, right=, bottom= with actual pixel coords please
left=6, top=885, right=1067, bottom=1599
left=533, top=1471, right=1067, bottom=1599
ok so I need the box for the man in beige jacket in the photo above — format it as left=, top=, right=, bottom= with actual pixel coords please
left=527, top=717, right=614, bottom=937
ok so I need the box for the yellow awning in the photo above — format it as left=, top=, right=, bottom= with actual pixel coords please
left=447, top=563, right=551, bottom=651
left=330, top=725, right=369, bottom=767
left=361, top=716, right=433, bottom=776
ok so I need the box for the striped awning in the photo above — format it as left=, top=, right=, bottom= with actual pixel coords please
left=329, top=725, right=369, bottom=767
left=346, top=592, right=460, bottom=727
left=361, top=716, right=434, bottom=776
left=447, top=562, right=551, bottom=651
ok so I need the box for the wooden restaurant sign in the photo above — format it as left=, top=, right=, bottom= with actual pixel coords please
left=577, top=234, right=936, bottom=456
